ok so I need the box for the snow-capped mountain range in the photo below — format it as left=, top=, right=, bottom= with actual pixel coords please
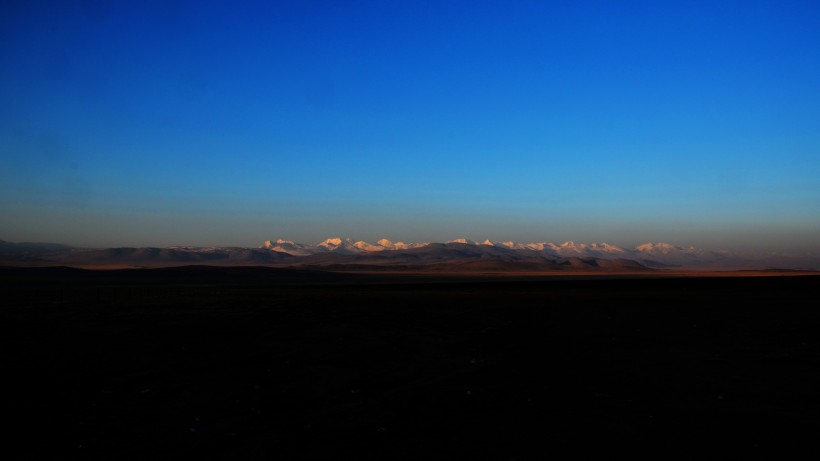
left=2, top=238, right=817, bottom=270
left=262, top=237, right=730, bottom=266
left=263, top=238, right=428, bottom=255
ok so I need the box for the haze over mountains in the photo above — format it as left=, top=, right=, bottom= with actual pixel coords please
left=2, top=238, right=818, bottom=271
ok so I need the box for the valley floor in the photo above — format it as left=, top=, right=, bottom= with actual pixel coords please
left=4, top=267, right=820, bottom=458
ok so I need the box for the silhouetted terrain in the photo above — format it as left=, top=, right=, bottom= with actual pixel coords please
left=3, top=239, right=820, bottom=270
left=4, top=267, right=820, bottom=458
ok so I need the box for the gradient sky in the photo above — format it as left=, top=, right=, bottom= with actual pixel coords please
left=1, top=1, right=819, bottom=251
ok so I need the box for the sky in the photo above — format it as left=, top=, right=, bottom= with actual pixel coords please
left=1, top=0, right=819, bottom=252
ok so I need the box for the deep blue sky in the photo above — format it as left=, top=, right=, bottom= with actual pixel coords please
left=1, top=1, right=819, bottom=251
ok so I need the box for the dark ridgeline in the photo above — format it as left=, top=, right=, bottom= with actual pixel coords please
left=4, top=267, right=820, bottom=458
left=4, top=239, right=819, bottom=271
left=3, top=241, right=655, bottom=272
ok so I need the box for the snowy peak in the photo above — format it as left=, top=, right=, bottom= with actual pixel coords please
left=353, top=240, right=384, bottom=252
left=592, top=243, right=626, bottom=253
left=262, top=239, right=313, bottom=255
left=263, top=239, right=300, bottom=248
left=634, top=242, right=682, bottom=254
left=262, top=237, right=430, bottom=255
left=525, top=242, right=557, bottom=252
left=318, top=237, right=347, bottom=248
left=317, top=237, right=361, bottom=254
left=259, top=237, right=737, bottom=266
left=377, top=239, right=412, bottom=250
left=448, top=238, right=479, bottom=245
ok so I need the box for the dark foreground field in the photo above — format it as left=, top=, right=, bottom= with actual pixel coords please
left=4, top=267, right=820, bottom=459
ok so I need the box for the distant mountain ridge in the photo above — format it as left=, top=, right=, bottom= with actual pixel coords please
left=0, top=240, right=76, bottom=261
left=260, top=237, right=730, bottom=266
left=262, top=238, right=427, bottom=255
left=1, top=238, right=818, bottom=270
left=256, top=237, right=818, bottom=270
